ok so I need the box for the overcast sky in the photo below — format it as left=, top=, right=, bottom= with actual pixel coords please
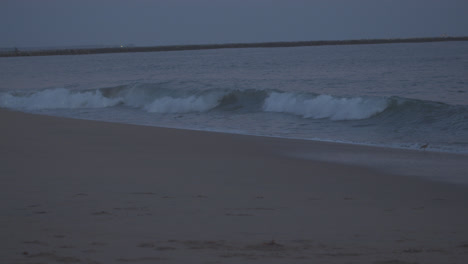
left=1, top=0, right=468, bottom=48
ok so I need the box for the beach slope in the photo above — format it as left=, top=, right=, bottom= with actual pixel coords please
left=1, top=109, right=468, bottom=264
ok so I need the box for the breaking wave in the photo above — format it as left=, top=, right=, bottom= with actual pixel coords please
left=1, top=84, right=467, bottom=125
left=0, top=88, right=120, bottom=110
left=143, top=95, right=221, bottom=113
left=263, top=92, right=388, bottom=120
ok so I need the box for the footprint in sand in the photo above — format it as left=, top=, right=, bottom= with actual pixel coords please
left=90, top=242, right=107, bottom=246
left=116, top=257, right=166, bottom=262
left=156, top=246, right=177, bottom=251
left=25, top=252, right=81, bottom=263
left=22, top=240, right=48, bottom=246
left=374, top=260, right=419, bottom=264
left=225, top=213, right=253, bottom=216
left=91, top=211, right=112, bottom=216
left=137, top=242, right=155, bottom=248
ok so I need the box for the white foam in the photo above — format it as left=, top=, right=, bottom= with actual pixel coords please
left=0, top=87, right=224, bottom=114
left=0, top=88, right=120, bottom=110
left=143, top=94, right=221, bottom=113
left=263, top=92, right=389, bottom=120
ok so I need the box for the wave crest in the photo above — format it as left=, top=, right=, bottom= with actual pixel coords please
left=143, top=94, right=222, bottom=113
left=1, top=85, right=424, bottom=122
left=263, top=92, right=389, bottom=120
left=0, top=88, right=120, bottom=110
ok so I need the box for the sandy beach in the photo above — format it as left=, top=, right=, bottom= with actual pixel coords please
left=1, top=108, right=468, bottom=264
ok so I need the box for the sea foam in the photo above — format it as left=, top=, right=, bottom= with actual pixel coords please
left=263, top=92, right=389, bottom=120
left=143, top=94, right=222, bottom=113
left=0, top=88, right=120, bottom=110
left=0, top=86, right=226, bottom=114
left=0, top=86, right=390, bottom=119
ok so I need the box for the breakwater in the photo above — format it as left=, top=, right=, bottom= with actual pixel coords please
left=2, top=36, right=468, bottom=57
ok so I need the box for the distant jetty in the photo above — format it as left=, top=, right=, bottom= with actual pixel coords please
left=2, top=36, right=468, bottom=57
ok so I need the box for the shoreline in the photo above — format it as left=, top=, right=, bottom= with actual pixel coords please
left=4, top=108, right=468, bottom=184
left=2, top=108, right=468, bottom=263
left=2, top=36, right=468, bottom=57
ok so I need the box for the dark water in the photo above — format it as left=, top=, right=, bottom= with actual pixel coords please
left=1, top=41, right=467, bottom=153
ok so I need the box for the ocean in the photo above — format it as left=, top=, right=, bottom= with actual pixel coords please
left=1, top=41, right=467, bottom=153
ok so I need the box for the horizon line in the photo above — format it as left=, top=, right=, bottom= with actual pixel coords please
left=2, top=36, right=468, bottom=57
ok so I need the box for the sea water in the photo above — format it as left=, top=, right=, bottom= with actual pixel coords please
left=1, top=41, right=467, bottom=153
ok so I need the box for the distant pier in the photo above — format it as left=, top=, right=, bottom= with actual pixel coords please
left=1, top=36, right=468, bottom=57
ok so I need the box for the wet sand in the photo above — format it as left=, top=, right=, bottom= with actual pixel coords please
left=1, top=108, right=468, bottom=263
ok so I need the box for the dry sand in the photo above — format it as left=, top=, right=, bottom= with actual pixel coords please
left=1, top=108, right=468, bottom=264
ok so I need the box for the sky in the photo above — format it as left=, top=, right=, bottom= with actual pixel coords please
left=1, top=0, right=468, bottom=48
